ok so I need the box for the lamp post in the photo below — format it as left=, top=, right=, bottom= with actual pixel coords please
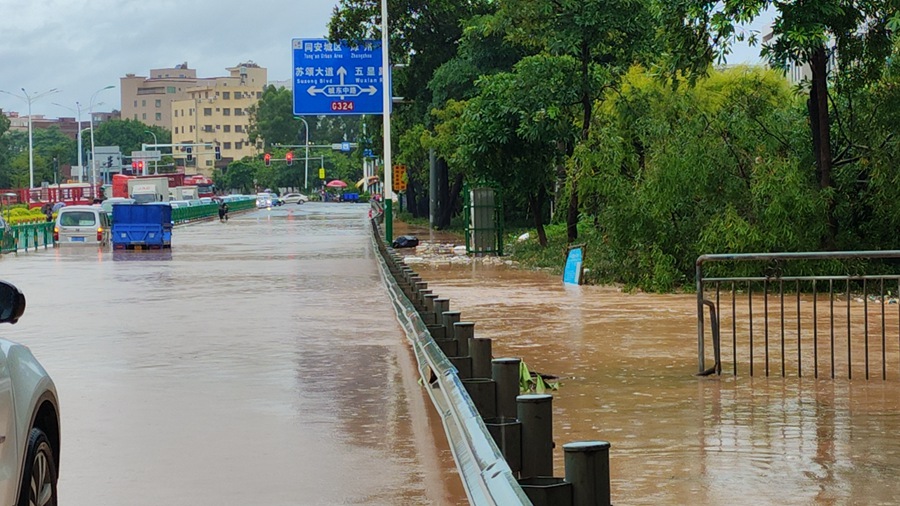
left=88, top=85, right=114, bottom=189
left=296, top=117, right=310, bottom=190
left=381, top=0, right=393, bottom=242
left=53, top=101, right=84, bottom=182
left=0, top=88, right=59, bottom=192
left=144, top=130, right=157, bottom=175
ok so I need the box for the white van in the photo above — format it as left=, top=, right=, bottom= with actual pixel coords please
left=54, top=206, right=111, bottom=247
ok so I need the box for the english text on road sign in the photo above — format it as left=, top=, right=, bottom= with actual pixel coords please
left=131, top=150, right=161, bottom=161
left=292, top=38, right=389, bottom=116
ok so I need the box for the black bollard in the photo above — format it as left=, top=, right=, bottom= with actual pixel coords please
left=454, top=321, right=474, bottom=357
left=564, top=441, right=611, bottom=506
left=518, top=393, right=554, bottom=479
left=470, top=337, right=493, bottom=379
left=492, top=358, right=521, bottom=420
left=442, top=311, right=461, bottom=341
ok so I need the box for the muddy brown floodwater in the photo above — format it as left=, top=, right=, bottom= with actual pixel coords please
left=0, top=204, right=466, bottom=506
left=395, top=224, right=900, bottom=505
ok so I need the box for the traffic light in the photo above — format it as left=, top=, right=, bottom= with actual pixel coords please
left=137, top=160, right=144, bottom=172
left=214, top=145, right=221, bottom=161
left=286, top=151, right=294, bottom=166
left=186, top=146, right=193, bottom=162
left=264, top=153, right=271, bottom=166
left=131, top=161, right=137, bottom=171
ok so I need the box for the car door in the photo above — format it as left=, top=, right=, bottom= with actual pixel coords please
left=0, top=348, right=18, bottom=504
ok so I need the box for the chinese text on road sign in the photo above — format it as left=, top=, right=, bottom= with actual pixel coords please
left=292, top=38, right=387, bottom=116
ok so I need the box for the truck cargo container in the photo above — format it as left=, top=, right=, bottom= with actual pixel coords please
left=127, top=177, right=169, bottom=204
left=111, top=203, right=173, bottom=249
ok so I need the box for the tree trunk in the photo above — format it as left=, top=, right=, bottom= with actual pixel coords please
left=808, top=45, right=836, bottom=248
left=407, top=179, right=419, bottom=218
left=566, top=40, right=594, bottom=243
left=438, top=172, right=464, bottom=229
left=531, top=185, right=548, bottom=247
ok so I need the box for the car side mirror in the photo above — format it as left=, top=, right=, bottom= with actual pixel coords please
left=0, top=281, right=25, bottom=324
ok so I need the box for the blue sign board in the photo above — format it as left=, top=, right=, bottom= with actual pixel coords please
left=292, top=38, right=387, bottom=116
left=340, top=142, right=351, bottom=152
left=563, top=247, right=584, bottom=285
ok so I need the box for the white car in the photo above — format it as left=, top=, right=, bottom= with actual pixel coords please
left=281, top=193, right=309, bottom=204
left=0, top=281, right=60, bottom=506
left=281, top=193, right=309, bottom=205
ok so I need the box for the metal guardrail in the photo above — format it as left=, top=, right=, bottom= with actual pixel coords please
left=1, top=222, right=54, bottom=254
left=697, top=251, right=900, bottom=380
left=371, top=221, right=530, bottom=505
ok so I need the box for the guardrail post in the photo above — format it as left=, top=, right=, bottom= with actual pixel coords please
left=442, top=311, right=461, bottom=340
left=454, top=321, right=474, bottom=357
left=433, top=298, right=449, bottom=328
left=518, top=393, right=554, bottom=478
left=493, top=358, right=520, bottom=419
left=462, top=378, right=496, bottom=419
left=564, top=441, right=611, bottom=506
left=471, top=337, right=492, bottom=379
left=422, top=294, right=439, bottom=325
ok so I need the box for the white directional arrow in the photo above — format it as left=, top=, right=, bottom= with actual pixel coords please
left=336, top=67, right=347, bottom=86
left=307, top=85, right=325, bottom=96
left=363, top=86, right=378, bottom=95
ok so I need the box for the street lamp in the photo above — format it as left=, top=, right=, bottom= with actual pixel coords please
left=144, top=130, right=157, bottom=175
left=381, top=0, right=394, bottom=242
left=88, top=85, right=114, bottom=189
left=0, top=87, right=59, bottom=192
left=296, top=117, right=310, bottom=190
left=53, top=101, right=85, bottom=182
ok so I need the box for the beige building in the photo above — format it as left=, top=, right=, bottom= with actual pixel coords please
left=170, top=63, right=267, bottom=175
left=120, top=63, right=212, bottom=129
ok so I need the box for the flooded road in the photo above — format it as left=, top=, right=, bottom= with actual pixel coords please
left=0, top=204, right=465, bottom=505
left=407, top=239, right=900, bottom=505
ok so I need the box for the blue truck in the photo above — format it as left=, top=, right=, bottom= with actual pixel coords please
left=111, top=203, right=173, bottom=250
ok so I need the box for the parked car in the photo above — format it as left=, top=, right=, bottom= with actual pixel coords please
left=281, top=193, right=309, bottom=205
left=0, top=281, right=61, bottom=506
left=54, top=205, right=111, bottom=247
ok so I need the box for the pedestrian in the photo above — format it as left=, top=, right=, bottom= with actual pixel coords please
left=42, top=204, right=53, bottom=223
left=218, top=200, right=229, bottom=222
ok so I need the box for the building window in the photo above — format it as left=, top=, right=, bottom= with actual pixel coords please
left=234, top=108, right=244, bottom=116
left=235, top=142, right=243, bottom=150
left=142, top=113, right=147, bottom=120
left=223, top=125, right=231, bottom=133
left=133, top=100, right=137, bottom=107
left=203, top=125, right=214, bottom=133
left=190, top=125, right=194, bottom=133
left=203, top=108, right=212, bottom=116
left=223, top=108, right=230, bottom=116
left=205, top=160, right=213, bottom=167
left=223, top=142, right=232, bottom=150
left=141, top=100, right=146, bottom=107
left=235, top=125, right=244, bottom=133
left=223, top=92, right=230, bottom=99
left=155, top=99, right=161, bottom=108
left=167, top=86, right=176, bottom=93
left=189, top=108, right=193, bottom=116
left=257, top=92, right=262, bottom=98
left=155, top=113, right=162, bottom=121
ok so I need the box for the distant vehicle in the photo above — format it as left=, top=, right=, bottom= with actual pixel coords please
left=281, top=193, right=309, bottom=205
left=270, top=194, right=283, bottom=207
left=54, top=206, right=111, bottom=247
left=100, top=197, right=135, bottom=218
left=168, top=200, right=190, bottom=209
left=199, top=197, right=213, bottom=205
left=127, top=177, right=169, bottom=204
left=0, top=281, right=61, bottom=506
left=256, top=193, right=272, bottom=209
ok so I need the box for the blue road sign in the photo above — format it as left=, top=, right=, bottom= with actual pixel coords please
left=563, top=246, right=584, bottom=285
left=340, top=142, right=351, bottom=152
left=292, top=38, right=388, bottom=116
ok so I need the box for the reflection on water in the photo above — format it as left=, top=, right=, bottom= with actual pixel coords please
left=418, top=260, right=900, bottom=505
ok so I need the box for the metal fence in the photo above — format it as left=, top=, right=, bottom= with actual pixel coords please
left=697, top=251, right=900, bottom=380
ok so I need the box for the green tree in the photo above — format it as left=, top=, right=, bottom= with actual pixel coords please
left=219, top=158, right=260, bottom=194
left=495, top=0, right=656, bottom=242
left=657, top=0, right=899, bottom=248
left=247, top=86, right=297, bottom=149
left=93, top=119, right=171, bottom=171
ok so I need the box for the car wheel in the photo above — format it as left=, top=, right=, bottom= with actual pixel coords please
left=17, top=428, right=57, bottom=506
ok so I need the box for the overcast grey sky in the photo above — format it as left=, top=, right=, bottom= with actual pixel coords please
left=0, top=0, right=337, bottom=118
left=0, top=1, right=771, bottom=120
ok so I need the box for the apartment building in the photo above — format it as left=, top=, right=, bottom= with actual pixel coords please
left=170, top=63, right=267, bottom=175
left=120, top=63, right=213, bottom=129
